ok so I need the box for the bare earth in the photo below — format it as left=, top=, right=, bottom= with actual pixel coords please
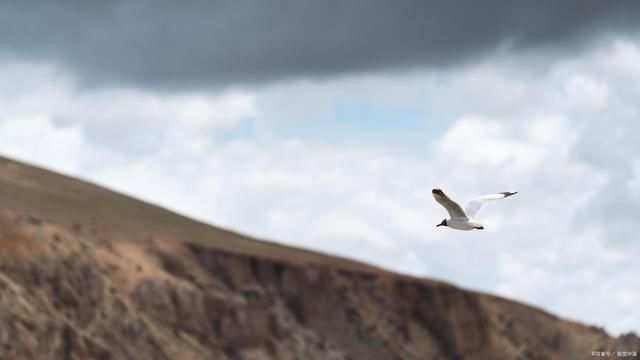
left=0, top=156, right=636, bottom=359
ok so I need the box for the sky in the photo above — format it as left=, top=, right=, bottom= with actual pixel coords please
left=0, top=1, right=639, bottom=335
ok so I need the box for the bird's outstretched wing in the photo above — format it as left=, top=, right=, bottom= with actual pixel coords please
left=432, top=188, right=468, bottom=219
left=465, top=191, right=517, bottom=218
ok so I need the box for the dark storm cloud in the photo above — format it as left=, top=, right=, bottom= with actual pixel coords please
left=0, top=0, right=638, bottom=89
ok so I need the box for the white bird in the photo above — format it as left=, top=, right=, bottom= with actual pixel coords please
left=432, top=188, right=517, bottom=230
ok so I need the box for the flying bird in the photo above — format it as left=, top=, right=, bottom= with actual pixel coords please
left=432, top=188, right=517, bottom=230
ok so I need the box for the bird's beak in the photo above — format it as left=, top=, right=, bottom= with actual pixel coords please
left=436, top=223, right=443, bottom=227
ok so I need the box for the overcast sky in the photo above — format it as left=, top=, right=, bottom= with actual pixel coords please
left=0, top=1, right=639, bottom=335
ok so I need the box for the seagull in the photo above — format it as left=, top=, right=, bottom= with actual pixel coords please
left=432, top=188, right=517, bottom=230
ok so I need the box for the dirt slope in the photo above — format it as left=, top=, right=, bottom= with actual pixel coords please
left=0, top=156, right=636, bottom=359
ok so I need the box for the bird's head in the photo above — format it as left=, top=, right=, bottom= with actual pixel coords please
left=436, top=219, right=447, bottom=227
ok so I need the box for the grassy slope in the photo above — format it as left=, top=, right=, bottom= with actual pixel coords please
left=0, top=156, right=379, bottom=272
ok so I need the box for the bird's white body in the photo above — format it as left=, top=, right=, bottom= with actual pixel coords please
left=446, top=218, right=484, bottom=231
left=432, top=188, right=517, bottom=231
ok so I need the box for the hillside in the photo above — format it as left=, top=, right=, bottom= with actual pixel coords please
left=0, top=156, right=636, bottom=359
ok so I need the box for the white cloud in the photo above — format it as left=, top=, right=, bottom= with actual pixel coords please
left=630, top=160, right=640, bottom=196
left=420, top=38, right=640, bottom=334
left=0, top=59, right=257, bottom=172
left=0, top=115, right=87, bottom=174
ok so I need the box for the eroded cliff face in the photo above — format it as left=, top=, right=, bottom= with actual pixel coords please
left=0, top=211, right=636, bottom=360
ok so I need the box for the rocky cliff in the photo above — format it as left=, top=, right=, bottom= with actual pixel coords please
left=0, top=157, right=636, bottom=360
